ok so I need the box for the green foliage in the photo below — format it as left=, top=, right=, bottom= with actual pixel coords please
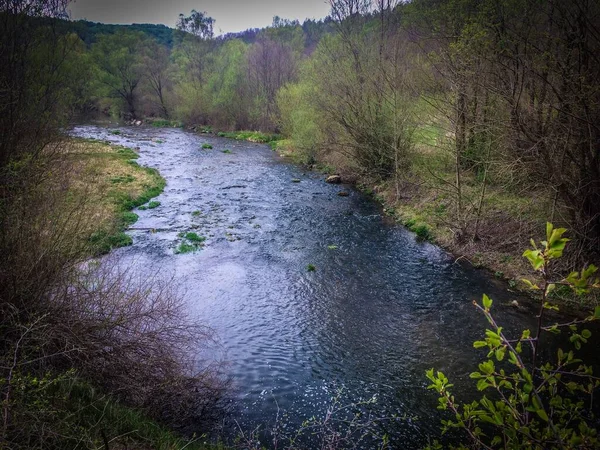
left=426, top=224, right=600, bottom=449
left=307, top=264, right=316, bottom=272
left=175, top=231, right=206, bottom=254
left=147, top=200, right=161, bottom=209
left=202, top=143, right=213, bottom=149
left=220, top=130, right=282, bottom=144
left=90, top=30, right=151, bottom=118
left=151, top=119, right=184, bottom=128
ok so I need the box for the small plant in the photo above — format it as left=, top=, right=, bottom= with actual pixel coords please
left=426, top=223, right=600, bottom=449
left=307, top=264, right=316, bottom=272
left=119, top=211, right=138, bottom=227
left=201, top=143, right=213, bottom=149
left=174, top=231, right=206, bottom=254
left=327, top=245, right=338, bottom=250
left=147, top=201, right=160, bottom=209
left=413, top=224, right=430, bottom=240
left=222, top=149, right=232, bottom=154
left=183, top=232, right=205, bottom=243
left=109, top=130, right=122, bottom=135
left=174, top=242, right=197, bottom=254
left=191, top=210, right=202, bottom=217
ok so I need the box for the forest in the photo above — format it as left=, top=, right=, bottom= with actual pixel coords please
left=1, top=0, right=600, bottom=448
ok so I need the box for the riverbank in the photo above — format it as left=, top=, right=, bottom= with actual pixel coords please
left=268, top=136, right=600, bottom=312
left=66, top=137, right=166, bottom=254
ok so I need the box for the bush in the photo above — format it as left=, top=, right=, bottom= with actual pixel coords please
left=426, top=223, right=600, bottom=449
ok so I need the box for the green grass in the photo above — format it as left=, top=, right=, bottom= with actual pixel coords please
left=218, top=130, right=282, bottom=145
left=307, top=264, right=316, bottom=272
left=88, top=231, right=133, bottom=254
left=147, top=200, right=160, bottom=209
left=9, top=371, right=213, bottom=450
left=75, top=139, right=166, bottom=255
left=175, top=242, right=198, bottom=254
left=150, top=119, right=184, bottom=128
left=109, top=129, right=122, bottom=135
left=109, top=174, right=135, bottom=184
left=183, top=232, right=206, bottom=243
left=174, top=231, right=207, bottom=254
left=222, top=149, right=232, bottom=154
left=202, top=143, right=213, bottom=149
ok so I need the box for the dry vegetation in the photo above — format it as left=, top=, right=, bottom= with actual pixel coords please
left=1, top=136, right=225, bottom=448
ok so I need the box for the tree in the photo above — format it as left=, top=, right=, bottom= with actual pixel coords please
left=91, top=30, right=148, bottom=119
left=176, top=9, right=214, bottom=40
left=143, top=40, right=172, bottom=118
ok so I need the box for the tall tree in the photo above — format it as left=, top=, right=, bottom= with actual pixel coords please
left=91, top=30, right=148, bottom=119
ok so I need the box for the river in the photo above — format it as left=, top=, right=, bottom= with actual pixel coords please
left=71, top=125, right=599, bottom=448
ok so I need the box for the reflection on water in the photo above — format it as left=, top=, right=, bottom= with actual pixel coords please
left=71, top=125, right=599, bottom=448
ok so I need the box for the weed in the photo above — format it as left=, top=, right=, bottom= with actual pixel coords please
left=191, top=210, right=202, bottom=217
left=413, top=224, right=431, bottom=240
left=202, top=144, right=213, bottom=149
left=222, top=149, right=232, bottom=154
left=109, top=130, right=122, bottom=135
left=174, top=242, right=197, bottom=254
left=184, top=232, right=206, bottom=243
left=495, top=270, right=505, bottom=278
left=119, top=211, right=138, bottom=227
left=307, top=264, right=316, bottom=272
left=147, top=201, right=160, bottom=209
left=327, top=245, right=338, bottom=250
left=89, top=231, right=133, bottom=254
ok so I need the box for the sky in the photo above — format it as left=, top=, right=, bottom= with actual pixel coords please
left=68, top=0, right=332, bottom=35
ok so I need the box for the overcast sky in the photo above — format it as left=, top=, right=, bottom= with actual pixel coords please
left=68, top=0, right=331, bottom=35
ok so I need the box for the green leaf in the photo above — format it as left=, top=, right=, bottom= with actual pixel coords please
left=522, top=278, right=540, bottom=290
left=523, top=249, right=544, bottom=271
left=495, top=347, right=506, bottom=362
left=536, top=408, right=549, bottom=422
left=473, top=341, right=488, bottom=349
left=482, top=294, right=492, bottom=310
left=582, top=329, right=592, bottom=339
left=546, top=222, right=553, bottom=241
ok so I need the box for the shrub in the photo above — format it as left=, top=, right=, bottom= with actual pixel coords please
left=426, top=223, right=600, bottom=449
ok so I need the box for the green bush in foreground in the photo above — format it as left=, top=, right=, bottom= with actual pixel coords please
left=426, top=223, right=600, bottom=449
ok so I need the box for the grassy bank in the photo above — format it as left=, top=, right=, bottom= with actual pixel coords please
left=66, top=138, right=165, bottom=254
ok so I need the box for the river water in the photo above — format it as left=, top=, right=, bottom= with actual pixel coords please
left=71, top=125, right=598, bottom=448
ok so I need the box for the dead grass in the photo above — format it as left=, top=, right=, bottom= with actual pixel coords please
left=64, top=138, right=164, bottom=254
